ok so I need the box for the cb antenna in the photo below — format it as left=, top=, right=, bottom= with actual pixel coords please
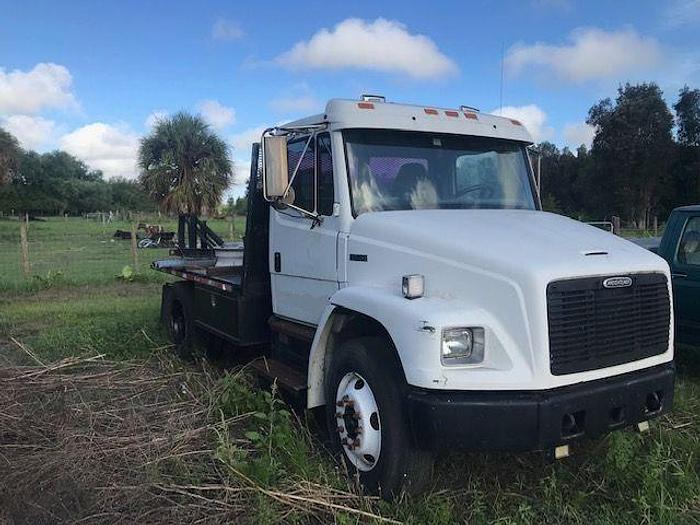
left=499, top=40, right=505, bottom=113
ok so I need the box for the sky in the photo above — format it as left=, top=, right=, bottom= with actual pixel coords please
left=1, top=0, right=699, bottom=199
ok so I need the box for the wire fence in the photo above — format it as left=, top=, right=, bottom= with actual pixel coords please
left=585, top=215, right=663, bottom=238
left=1, top=212, right=661, bottom=293
left=0, top=214, right=246, bottom=292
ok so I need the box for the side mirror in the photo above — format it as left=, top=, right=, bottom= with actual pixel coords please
left=263, top=135, right=289, bottom=199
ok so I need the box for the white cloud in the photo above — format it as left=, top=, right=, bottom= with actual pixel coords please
left=563, top=122, right=596, bottom=149
left=0, top=62, right=78, bottom=115
left=212, top=18, right=244, bottom=40
left=232, top=160, right=251, bottom=185
left=505, top=28, right=663, bottom=83
left=276, top=18, right=458, bottom=79
left=229, top=125, right=267, bottom=185
left=144, top=110, right=168, bottom=129
left=491, top=105, right=552, bottom=142
left=197, top=99, right=236, bottom=130
left=664, top=0, right=700, bottom=27
left=60, top=123, right=140, bottom=179
left=269, top=95, right=321, bottom=114
left=1, top=115, right=56, bottom=150
left=230, top=125, right=266, bottom=158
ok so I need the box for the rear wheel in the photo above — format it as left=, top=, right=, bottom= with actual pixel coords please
left=325, top=336, right=433, bottom=499
left=163, top=283, right=195, bottom=359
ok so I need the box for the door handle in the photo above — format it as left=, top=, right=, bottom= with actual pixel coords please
left=274, top=252, right=281, bottom=273
left=672, top=272, right=687, bottom=279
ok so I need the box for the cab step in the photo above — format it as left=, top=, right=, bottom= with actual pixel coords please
left=251, top=357, right=307, bottom=393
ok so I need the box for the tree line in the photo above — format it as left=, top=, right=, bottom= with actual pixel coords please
left=0, top=112, right=234, bottom=217
left=0, top=131, right=156, bottom=215
left=537, top=83, right=700, bottom=228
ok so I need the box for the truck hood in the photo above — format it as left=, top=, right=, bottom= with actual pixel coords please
left=347, top=209, right=668, bottom=284
left=341, top=209, right=673, bottom=392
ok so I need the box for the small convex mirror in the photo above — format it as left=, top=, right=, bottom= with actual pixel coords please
left=263, top=135, right=289, bottom=199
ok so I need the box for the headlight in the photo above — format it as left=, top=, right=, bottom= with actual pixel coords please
left=441, top=327, right=485, bottom=365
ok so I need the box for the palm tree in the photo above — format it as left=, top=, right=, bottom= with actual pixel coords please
left=0, top=126, right=22, bottom=185
left=138, top=112, right=232, bottom=215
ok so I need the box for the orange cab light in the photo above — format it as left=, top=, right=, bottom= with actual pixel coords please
left=464, top=112, right=478, bottom=120
left=445, top=110, right=459, bottom=117
left=358, top=102, right=375, bottom=109
left=424, top=108, right=439, bottom=115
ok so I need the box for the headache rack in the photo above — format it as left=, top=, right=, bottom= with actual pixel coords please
left=177, top=214, right=224, bottom=255
left=547, top=273, right=671, bottom=375
left=152, top=143, right=271, bottom=298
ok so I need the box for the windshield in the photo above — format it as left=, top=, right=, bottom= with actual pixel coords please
left=344, top=129, right=537, bottom=215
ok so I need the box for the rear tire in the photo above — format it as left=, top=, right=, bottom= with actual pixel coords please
left=325, top=336, right=433, bottom=499
left=163, top=283, right=195, bottom=360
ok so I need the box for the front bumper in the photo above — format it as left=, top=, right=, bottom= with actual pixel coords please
left=406, top=362, right=675, bottom=451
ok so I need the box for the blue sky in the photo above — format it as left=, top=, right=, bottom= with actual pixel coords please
left=1, top=0, right=699, bottom=198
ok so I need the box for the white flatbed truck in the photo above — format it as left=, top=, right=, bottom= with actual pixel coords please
left=154, top=96, right=675, bottom=497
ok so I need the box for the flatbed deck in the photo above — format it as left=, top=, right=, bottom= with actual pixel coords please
left=152, top=242, right=245, bottom=293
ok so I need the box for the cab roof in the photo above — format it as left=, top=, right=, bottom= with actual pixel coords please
left=282, top=98, right=533, bottom=144
left=675, top=205, right=700, bottom=213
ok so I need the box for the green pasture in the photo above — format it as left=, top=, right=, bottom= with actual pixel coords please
left=0, top=215, right=245, bottom=292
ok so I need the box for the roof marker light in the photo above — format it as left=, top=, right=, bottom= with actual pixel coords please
left=510, top=119, right=522, bottom=126
left=358, top=102, right=375, bottom=110
left=445, top=110, right=459, bottom=117
left=361, top=94, right=386, bottom=102
left=424, top=108, right=439, bottom=115
left=464, top=112, right=478, bottom=120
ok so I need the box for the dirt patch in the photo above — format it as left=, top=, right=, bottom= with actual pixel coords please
left=0, top=356, right=233, bottom=524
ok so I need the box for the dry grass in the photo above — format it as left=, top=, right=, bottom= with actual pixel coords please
left=0, top=352, right=395, bottom=525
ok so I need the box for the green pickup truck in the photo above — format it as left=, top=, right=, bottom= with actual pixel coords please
left=634, top=206, right=700, bottom=343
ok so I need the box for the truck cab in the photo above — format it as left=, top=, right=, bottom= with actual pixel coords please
left=653, top=206, right=700, bottom=342
left=156, top=96, right=675, bottom=497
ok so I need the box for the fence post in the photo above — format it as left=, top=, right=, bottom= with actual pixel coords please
left=229, top=215, right=236, bottom=241
left=611, top=216, right=621, bottom=236
left=19, top=214, right=31, bottom=279
left=130, top=222, right=139, bottom=272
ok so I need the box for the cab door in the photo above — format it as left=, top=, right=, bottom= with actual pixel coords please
left=672, top=214, right=700, bottom=341
left=269, top=132, right=339, bottom=325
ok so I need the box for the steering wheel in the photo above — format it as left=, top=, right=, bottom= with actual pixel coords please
left=454, top=183, right=494, bottom=199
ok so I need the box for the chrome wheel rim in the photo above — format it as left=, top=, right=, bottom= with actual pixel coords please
left=335, top=372, right=381, bottom=472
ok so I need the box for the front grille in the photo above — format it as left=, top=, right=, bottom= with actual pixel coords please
left=547, top=273, right=670, bottom=375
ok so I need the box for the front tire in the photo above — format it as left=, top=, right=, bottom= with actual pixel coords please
left=325, top=336, right=433, bottom=498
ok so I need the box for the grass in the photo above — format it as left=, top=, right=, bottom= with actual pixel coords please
left=1, top=217, right=699, bottom=524
left=0, top=282, right=169, bottom=360
left=0, top=215, right=245, bottom=292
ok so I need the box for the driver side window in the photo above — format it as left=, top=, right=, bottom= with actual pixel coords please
left=285, top=133, right=335, bottom=215
left=287, top=136, right=315, bottom=213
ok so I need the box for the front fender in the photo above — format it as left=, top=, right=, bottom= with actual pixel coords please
left=306, top=285, right=526, bottom=408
